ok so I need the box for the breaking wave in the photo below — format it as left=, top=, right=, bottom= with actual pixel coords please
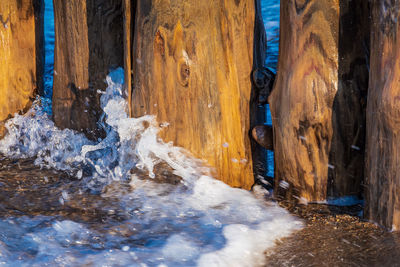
left=0, top=69, right=301, bottom=266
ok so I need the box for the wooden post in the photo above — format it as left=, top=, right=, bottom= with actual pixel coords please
left=365, top=0, right=400, bottom=230
left=269, top=0, right=369, bottom=201
left=52, top=0, right=124, bottom=139
left=329, top=0, right=370, bottom=197
left=0, top=0, right=43, bottom=136
left=129, top=0, right=266, bottom=189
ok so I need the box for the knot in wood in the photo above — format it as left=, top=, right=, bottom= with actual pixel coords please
left=177, top=58, right=190, bottom=87
left=13, top=68, right=33, bottom=97
left=154, top=30, right=165, bottom=57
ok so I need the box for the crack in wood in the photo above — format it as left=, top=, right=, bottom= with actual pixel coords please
left=0, top=14, right=10, bottom=28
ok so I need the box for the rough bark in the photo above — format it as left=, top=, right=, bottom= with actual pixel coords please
left=52, top=0, right=124, bottom=139
left=365, top=0, right=400, bottom=230
left=123, top=0, right=133, bottom=116
left=269, top=0, right=369, bottom=201
left=130, top=0, right=265, bottom=189
left=0, top=0, right=43, bottom=136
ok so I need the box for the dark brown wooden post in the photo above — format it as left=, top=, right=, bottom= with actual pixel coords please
left=129, top=0, right=266, bottom=189
left=52, top=0, right=124, bottom=139
left=269, top=0, right=369, bottom=201
left=329, top=0, right=370, bottom=197
left=0, top=0, right=43, bottom=136
left=365, top=0, right=400, bottom=230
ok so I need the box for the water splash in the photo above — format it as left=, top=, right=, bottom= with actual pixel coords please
left=0, top=68, right=301, bottom=266
left=0, top=69, right=206, bottom=190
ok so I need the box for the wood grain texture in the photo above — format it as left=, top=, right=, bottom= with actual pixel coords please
left=0, top=0, right=43, bottom=136
left=269, top=0, right=369, bottom=201
left=123, top=0, right=133, bottom=116
left=53, top=0, right=124, bottom=139
left=130, top=0, right=262, bottom=189
left=365, top=0, right=400, bottom=230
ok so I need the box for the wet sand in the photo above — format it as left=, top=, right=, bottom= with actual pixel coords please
left=264, top=201, right=400, bottom=267
left=1, top=156, right=400, bottom=266
left=0, top=156, right=182, bottom=223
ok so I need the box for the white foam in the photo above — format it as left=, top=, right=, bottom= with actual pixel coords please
left=162, top=234, right=200, bottom=262
left=0, top=68, right=302, bottom=266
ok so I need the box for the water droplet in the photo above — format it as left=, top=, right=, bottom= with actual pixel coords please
left=279, top=180, right=290, bottom=189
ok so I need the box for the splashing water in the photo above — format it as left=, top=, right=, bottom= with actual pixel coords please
left=0, top=69, right=301, bottom=266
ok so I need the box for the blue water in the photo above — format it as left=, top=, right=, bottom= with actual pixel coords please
left=261, top=0, right=280, bottom=72
left=43, top=0, right=54, bottom=114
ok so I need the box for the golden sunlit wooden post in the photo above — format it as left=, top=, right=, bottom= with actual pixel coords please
left=127, top=0, right=267, bottom=189
left=0, top=0, right=44, bottom=136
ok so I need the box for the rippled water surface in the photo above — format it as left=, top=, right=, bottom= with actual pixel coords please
left=42, top=0, right=54, bottom=114
left=261, top=0, right=280, bottom=72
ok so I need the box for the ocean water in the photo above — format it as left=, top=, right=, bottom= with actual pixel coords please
left=260, top=0, right=280, bottom=178
left=261, top=0, right=280, bottom=72
left=42, top=0, right=54, bottom=114
left=0, top=1, right=299, bottom=266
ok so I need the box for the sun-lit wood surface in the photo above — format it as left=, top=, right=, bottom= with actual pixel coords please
left=365, top=0, right=400, bottom=230
left=123, top=0, right=133, bottom=116
left=270, top=0, right=369, bottom=201
left=129, top=0, right=265, bottom=189
left=52, top=0, right=124, bottom=139
left=0, top=0, right=43, bottom=136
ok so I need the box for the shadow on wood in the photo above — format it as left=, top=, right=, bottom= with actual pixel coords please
left=365, top=0, right=400, bottom=230
left=52, top=0, right=124, bottom=140
left=328, top=0, right=370, bottom=199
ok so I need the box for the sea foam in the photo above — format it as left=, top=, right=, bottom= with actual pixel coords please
left=0, top=69, right=301, bottom=266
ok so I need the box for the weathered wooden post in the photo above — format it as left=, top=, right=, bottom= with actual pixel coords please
left=365, top=0, right=400, bottom=230
left=269, top=0, right=369, bottom=201
left=52, top=0, right=124, bottom=139
left=0, top=0, right=43, bottom=136
left=128, top=0, right=266, bottom=189
left=330, top=0, right=370, bottom=197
